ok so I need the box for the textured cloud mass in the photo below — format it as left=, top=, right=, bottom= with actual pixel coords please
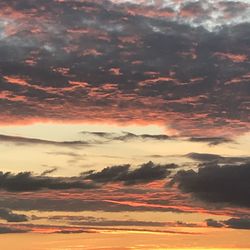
left=173, top=163, right=250, bottom=208
left=0, top=161, right=174, bottom=191
left=0, top=171, right=95, bottom=192
left=0, top=0, right=250, bottom=244
left=0, top=0, right=249, bottom=136
left=83, top=161, right=174, bottom=185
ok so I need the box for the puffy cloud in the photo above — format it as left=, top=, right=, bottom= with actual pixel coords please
left=0, top=171, right=95, bottom=192
left=173, top=163, right=250, bottom=208
left=83, top=161, right=173, bottom=185
left=0, top=161, right=175, bottom=192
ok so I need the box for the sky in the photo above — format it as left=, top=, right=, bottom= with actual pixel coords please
left=0, top=0, right=250, bottom=249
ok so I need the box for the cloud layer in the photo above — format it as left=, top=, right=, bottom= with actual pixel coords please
left=0, top=0, right=249, bottom=136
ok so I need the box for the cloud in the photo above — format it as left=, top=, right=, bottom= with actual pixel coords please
left=172, top=163, right=250, bottom=208
left=0, top=223, right=96, bottom=234
left=81, top=131, right=171, bottom=142
left=0, top=208, right=28, bottom=222
left=0, top=222, right=197, bottom=235
left=205, top=218, right=224, bottom=228
left=46, top=215, right=200, bottom=228
left=0, top=0, right=249, bottom=137
left=0, top=225, right=29, bottom=234
left=0, top=171, right=95, bottom=192
left=206, top=217, right=250, bottom=230
left=0, top=198, right=178, bottom=213
left=49, top=215, right=166, bottom=227
left=186, top=153, right=224, bottom=162
left=83, top=132, right=234, bottom=146
left=83, top=161, right=173, bottom=185
left=0, top=161, right=175, bottom=192
left=224, top=217, right=250, bottom=230
left=188, top=136, right=233, bottom=146
left=41, top=167, right=58, bottom=176
left=0, top=134, right=90, bottom=147
left=186, top=152, right=250, bottom=164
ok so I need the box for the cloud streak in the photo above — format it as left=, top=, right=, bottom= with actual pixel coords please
left=0, top=134, right=90, bottom=147
left=0, top=208, right=28, bottom=222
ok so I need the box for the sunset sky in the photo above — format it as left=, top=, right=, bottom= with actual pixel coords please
left=0, top=0, right=250, bottom=249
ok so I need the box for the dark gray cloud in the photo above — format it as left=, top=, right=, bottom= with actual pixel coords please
left=83, top=132, right=234, bottom=146
left=186, top=153, right=224, bottom=162
left=49, top=215, right=166, bottom=227
left=47, top=215, right=200, bottom=228
left=188, top=136, right=233, bottom=146
left=0, top=161, right=175, bottom=192
left=186, top=152, right=250, bottom=164
left=0, top=222, right=197, bottom=235
left=206, top=217, right=250, bottom=230
left=41, top=167, right=58, bottom=176
left=224, top=217, right=250, bottom=230
left=83, top=161, right=173, bottom=185
left=0, top=223, right=96, bottom=234
left=0, top=208, right=28, bottom=222
left=81, top=131, right=170, bottom=141
left=0, top=171, right=95, bottom=192
left=0, top=197, right=185, bottom=213
left=0, top=134, right=90, bottom=147
left=205, top=218, right=224, bottom=228
left=173, top=163, right=250, bottom=208
left=0, top=225, right=29, bottom=234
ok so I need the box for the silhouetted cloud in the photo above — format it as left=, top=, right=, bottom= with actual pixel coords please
left=188, top=136, right=233, bottom=146
left=186, top=153, right=224, bottom=162
left=0, top=198, right=182, bottom=213
left=0, top=161, right=176, bottom=192
left=224, top=217, right=250, bottom=230
left=0, top=225, right=29, bottom=234
left=51, top=216, right=166, bottom=227
left=81, top=131, right=170, bottom=141
left=205, top=219, right=224, bottom=228
left=0, top=134, right=90, bottom=147
left=206, top=217, right=250, bottom=230
left=186, top=152, right=250, bottom=164
left=83, top=161, right=173, bottom=185
left=0, top=171, right=95, bottom=192
left=47, top=215, right=200, bottom=228
left=41, top=167, right=58, bottom=176
left=0, top=208, right=28, bottom=222
left=173, top=163, right=250, bottom=208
